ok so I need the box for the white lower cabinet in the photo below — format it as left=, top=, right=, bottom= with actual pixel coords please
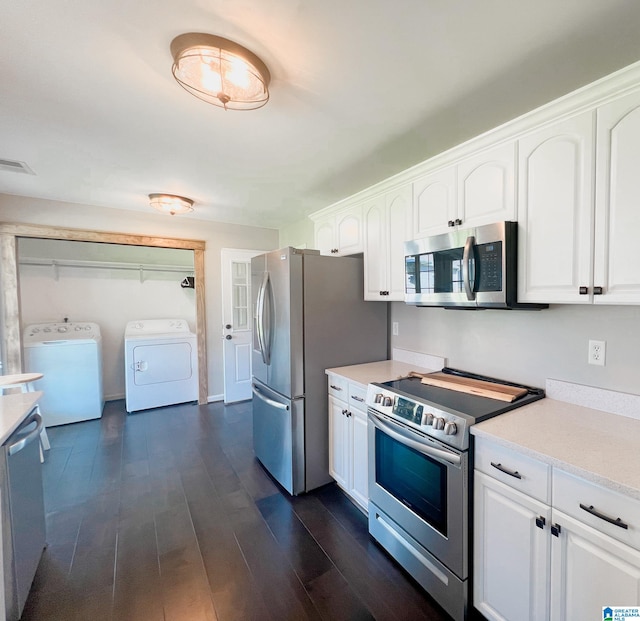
left=550, top=509, right=640, bottom=621
left=474, top=471, right=551, bottom=621
left=474, top=438, right=640, bottom=621
left=327, top=375, right=369, bottom=512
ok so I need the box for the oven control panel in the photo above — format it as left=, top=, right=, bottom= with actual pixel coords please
left=366, top=384, right=469, bottom=450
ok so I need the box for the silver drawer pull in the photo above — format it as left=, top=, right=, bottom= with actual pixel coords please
left=490, top=461, right=522, bottom=479
left=351, top=395, right=365, bottom=402
left=330, top=384, right=343, bottom=391
left=579, top=503, right=629, bottom=530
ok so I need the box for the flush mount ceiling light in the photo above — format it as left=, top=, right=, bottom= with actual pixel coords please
left=170, top=32, right=271, bottom=111
left=149, top=193, right=194, bottom=216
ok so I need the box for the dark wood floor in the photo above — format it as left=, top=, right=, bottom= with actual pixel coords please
left=23, top=399, right=453, bottom=620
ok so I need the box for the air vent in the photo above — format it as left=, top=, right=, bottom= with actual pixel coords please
left=0, top=158, right=35, bottom=175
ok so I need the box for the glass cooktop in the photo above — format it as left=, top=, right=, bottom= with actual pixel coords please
left=378, top=368, right=545, bottom=424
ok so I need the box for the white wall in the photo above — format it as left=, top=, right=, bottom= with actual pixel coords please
left=390, top=302, right=640, bottom=394
left=18, top=239, right=197, bottom=400
left=279, top=217, right=315, bottom=249
left=0, top=194, right=279, bottom=400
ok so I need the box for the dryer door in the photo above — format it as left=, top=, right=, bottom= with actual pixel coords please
left=132, top=342, right=193, bottom=385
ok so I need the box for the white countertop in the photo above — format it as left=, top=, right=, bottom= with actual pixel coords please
left=325, top=360, right=436, bottom=388
left=472, top=398, right=640, bottom=501
left=0, top=392, right=43, bottom=445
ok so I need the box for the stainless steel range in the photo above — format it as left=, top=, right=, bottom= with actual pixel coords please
left=366, top=368, right=544, bottom=621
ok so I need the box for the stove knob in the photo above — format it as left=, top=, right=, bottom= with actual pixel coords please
left=432, top=417, right=445, bottom=430
left=382, top=396, right=393, bottom=407
left=444, top=421, right=458, bottom=436
left=422, top=412, right=434, bottom=426
left=374, top=393, right=383, bottom=404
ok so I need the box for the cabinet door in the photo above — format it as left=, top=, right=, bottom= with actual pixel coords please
left=328, top=395, right=350, bottom=490
left=474, top=471, right=551, bottom=621
left=363, top=196, right=388, bottom=300
left=336, top=205, right=363, bottom=255
left=314, top=216, right=336, bottom=256
left=550, top=509, right=640, bottom=621
left=594, top=90, right=640, bottom=304
left=518, top=112, right=595, bottom=303
left=350, top=406, right=368, bottom=511
left=386, top=185, right=413, bottom=301
left=413, top=167, right=456, bottom=237
left=457, top=141, right=516, bottom=228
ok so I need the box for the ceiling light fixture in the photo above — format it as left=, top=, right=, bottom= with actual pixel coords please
left=170, top=32, right=271, bottom=111
left=149, top=193, right=194, bottom=216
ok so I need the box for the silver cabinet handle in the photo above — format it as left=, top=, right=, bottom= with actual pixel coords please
left=351, top=395, right=365, bottom=402
left=462, top=235, right=476, bottom=301
left=330, top=384, right=343, bottom=391
left=8, top=411, right=44, bottom=456
left=252, top=385, right=289, bottom=411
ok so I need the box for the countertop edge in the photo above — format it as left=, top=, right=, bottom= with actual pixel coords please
left=471, top=411, right=640, bottom=502
left=0, top=392, right=43, bottom=445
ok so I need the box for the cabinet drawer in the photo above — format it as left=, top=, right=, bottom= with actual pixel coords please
left=348, top=383, right=367, bottom=412
left=327, top=375, right=348, bottom=399
left=552, top=469, right=640, bottom=551
left=474, top=437, right=551, bottom=504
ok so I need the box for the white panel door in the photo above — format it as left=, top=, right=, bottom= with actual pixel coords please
left=221, top=248, right=265, bottom=403
left=386, top=185, right=413, bottom=301
left=474, top=471, right=551, bottom=621
left=457, top=141, right=516, bottom=228
left=594, top=90, right=640, bottom=304
left=518, top=111, right=595, bottom=303
left=413, top=167, right=456, bottom=237
left=363, top=197, right=387, bottom=300
left=550, top=509, right=640, bottom=621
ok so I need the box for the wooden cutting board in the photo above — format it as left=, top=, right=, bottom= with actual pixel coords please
left=409, top=371, right=527, bottom=402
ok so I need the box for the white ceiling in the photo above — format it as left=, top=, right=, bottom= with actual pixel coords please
left=2, top=1, right=640, bottom=230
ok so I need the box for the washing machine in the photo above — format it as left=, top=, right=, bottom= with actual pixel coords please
left=124, top=319, right=198, bottom=413
left=23, top=321, right=104, bottom=426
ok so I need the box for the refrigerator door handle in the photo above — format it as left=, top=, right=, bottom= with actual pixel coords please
left=252, top=384, right=289, bottom=410
left=256, top=271, right=271, bottom=365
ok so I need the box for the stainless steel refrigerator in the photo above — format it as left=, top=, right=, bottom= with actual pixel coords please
left=251, top=248, right=388, bottom=495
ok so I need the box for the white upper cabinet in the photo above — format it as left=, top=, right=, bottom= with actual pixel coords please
left=457, top=141, right=516, bottom=227
left=313, top=204, right=363, bottom=256
left=594, top=90, right=640, bottom=304
left=363, top=184, right=413, bottom=301
left=413, top=167, right=456, bottom=238
left=413, top=142, right=515, bottom=239
left=519, top=89, right=640, bottom=305
left=518, top=111, right=596, bottom=304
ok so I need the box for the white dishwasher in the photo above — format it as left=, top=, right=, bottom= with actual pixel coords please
left=23, top=322, right=104, bottom=426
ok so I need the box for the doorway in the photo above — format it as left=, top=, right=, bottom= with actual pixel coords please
left=220, top=248, right=265, bottom=403
left=0, top=223, right=208, bottom=404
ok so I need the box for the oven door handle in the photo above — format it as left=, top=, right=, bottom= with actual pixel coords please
left=369, top=412, right=461, bottom=466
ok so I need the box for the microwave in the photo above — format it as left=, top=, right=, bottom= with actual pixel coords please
left=404, top=221, right=547, bottom=310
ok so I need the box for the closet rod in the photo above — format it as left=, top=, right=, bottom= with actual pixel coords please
left=19, top=257, right=193, bottom=273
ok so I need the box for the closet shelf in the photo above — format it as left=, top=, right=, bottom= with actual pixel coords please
left=19, top=257, right=193, bottom=283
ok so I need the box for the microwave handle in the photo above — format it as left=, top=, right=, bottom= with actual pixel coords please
left=462, top=235, right=476, bottom=301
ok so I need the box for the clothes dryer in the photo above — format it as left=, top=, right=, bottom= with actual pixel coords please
left=124, top=319, right=198, bottom=413
left=23, top=321, right=104, bottom=426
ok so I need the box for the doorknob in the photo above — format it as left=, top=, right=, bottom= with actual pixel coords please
left=225, top=335, right=232, bottom=340
left=225, top=324, right=232, bottom=329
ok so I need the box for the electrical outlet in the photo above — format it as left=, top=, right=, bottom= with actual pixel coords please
left=588, top=340, right=606, bottom=366
left=392, top=322, right=399, bottom=336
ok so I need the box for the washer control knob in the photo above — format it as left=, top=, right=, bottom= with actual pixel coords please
left=382, top=396, right=393, bottom=407
left=432, top=417, right=445, bottom=430
left=57, top=326, right=68, bottom=333
left=444, top=421, right=458, bottom=436
left=422, top=412, right=434, bottom=426
left=43, top=328, right=51, bottom=332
